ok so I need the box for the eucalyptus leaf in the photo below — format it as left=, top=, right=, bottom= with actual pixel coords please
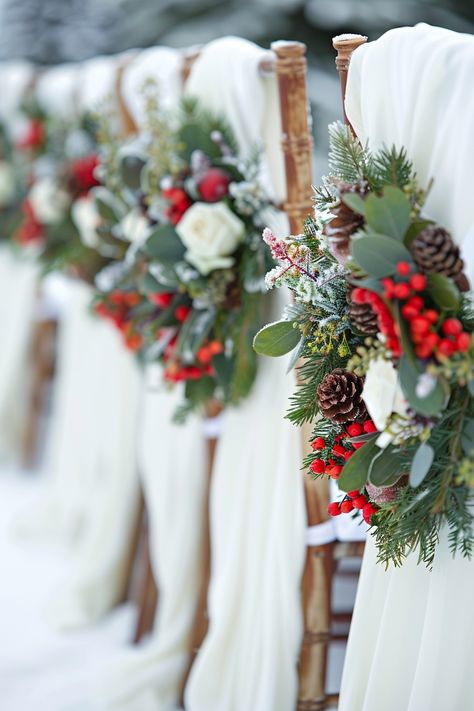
left=399, top=356, right=447, bottom=417
left=184, top=375, right=216, bottom=407
left=119, top=153, right=146, bottom=191
left=352, top=235, right=412, bottom=278
left=342, top=192, right=366, bottom=215
left=404, top=219, right=434, bottom=248
left=176, top=309, right=215, bottom=361
left=396, top=306, right=418, bottom=367
left=409, top=442, right=434, bottom=487
left=469, top=380, right=474, bottom=398
left=364, top=187, right=411, bottom=242
left=338, top=435, right=379, bottom=492
left=92, top=187, right=126, bottom=224
left=426, top=273, right=460, bottom=311
left=347, top=276, right=384, bottom=294
left=145, top=224, right=186, bottom=264
left=253, top=320, right=300, bottom=357
left=139, top=271, right=172, bottom=294
left=368, top=447, right=406, bottom=487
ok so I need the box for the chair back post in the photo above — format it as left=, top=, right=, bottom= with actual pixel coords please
left=271, top=41, right=313, bottom=235
left=272, top=40, right=333, bottom=711
left=115, top=60, right=138, bottom=138
left=332, top=34, right=367, bottom=128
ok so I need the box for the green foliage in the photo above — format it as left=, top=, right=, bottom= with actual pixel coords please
left=352, top=234, right=413, bottom=277
left=338, top=435, right=380, bottom=492
left=253, top=319, right=300, bottom=357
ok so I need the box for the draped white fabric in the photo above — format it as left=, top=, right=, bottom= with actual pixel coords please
left=339, top=24, right=474, bottom=711
left=0, top=246, right=39, bottom=464
left=36, top=64, right=82, bottom=119
left=96, top=374, right=207, bottom=710
left=183, top=37, right=306, bottom=711
left=94, top=47, right=212, bottom=710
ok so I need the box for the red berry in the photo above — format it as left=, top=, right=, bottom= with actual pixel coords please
left=456, top=332, right=471, bottom=352
left=311, top=437, right=326, bottom=450
left=174, top=305, right=191, bottom=322
left=393, top=283, right=411, bottom=300
left=410, top=316, right=430, bottom=335
left=423, top=309, right=439, bottom=324
left=341, top=499, right=354, bottom=514
left=326, top=465, right=343, bottom=480
left=197, top=168, right=230, bottom=202
left=396, top=261, right=412, bottom=276
left=208, top=340, right=223, bottom=355
left=401, top=304, right=419, bottom=320
left=363, top=503, right=377, bottom=523
left=442, top=318, right=463, bottom=336
left=327, top=502, right=341, bottom=516
left=353, top=495, right=368, bottom=510
left=347, top=423, right=363, bottom=437
left=410, top=273, right=427, bottom=291
left=310, top=459, right=325, bottom=474
left=363, top=420, right=377, bottom=433
left=343, top=450, right=353, bottom=461
left=332, top=444, right=346, bottom=457
left=415, top=343, right=433, bottom=359
left=352, top=441, right=366, bottom=449
left=437, top=339, right=455, bottom=358
left=424, top=332, right=440, bottom=349
left=381, top=278, right=395, bottom=297
left=348, top=490, right=361, bottom=499
left=407, top=296, right=424, bottom=311
left=149, top=292, right=173, bottom=308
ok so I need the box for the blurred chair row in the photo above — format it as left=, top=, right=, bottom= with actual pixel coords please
left=0, top=32, right=368, bottom=710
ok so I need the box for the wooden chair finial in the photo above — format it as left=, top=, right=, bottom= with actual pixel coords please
left=271, top=40, right=314, bottom=235
left=115, top=59, right=138, bottom=138
left=332, top=33, right=367, bottom=126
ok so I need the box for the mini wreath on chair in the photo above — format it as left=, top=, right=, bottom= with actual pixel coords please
left=254, top=122, right=474, bottom=568
left=14, top=97, right=104, bottom=279
left=84, top=87, right=275, bottom=421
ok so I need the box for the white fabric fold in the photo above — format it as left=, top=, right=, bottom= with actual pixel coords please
left=36, top=64, right=81, bottom=119
left=339, top=24, right=474, bottom=711
left=121, top=47, right=183, bottom=129
left=96, top=377, right=207, bottom=710
left=0, top=247, right=39, bottom=465
left=183, top=37, right=306, bottom=711
left=76, top=55, right=123, bottom=114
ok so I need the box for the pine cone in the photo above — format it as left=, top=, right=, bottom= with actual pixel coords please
left=323, top=181, right=367, bottom=263
left=411, top=226, right=470, bottom=292
left=347, top=284, right=378, bottom=335
left=317, top=368, right=367, bottom=424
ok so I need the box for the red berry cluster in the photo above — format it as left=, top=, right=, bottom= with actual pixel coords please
left=17, top=118, right=44, bottom=151
left=16, top=199, right=44, bottom=245
left=162, top=187, right=192, bottom=225
left=328, top=490, right=378, bottom=524
left=310, top=419, right=377, bottom=481
left=69, top=154, right=100, bottom=195
left=197, top=168, right=231, bottom=203
left=94, top=290, right=143, bottom=351
left=352, top=287, right=401, bottom=356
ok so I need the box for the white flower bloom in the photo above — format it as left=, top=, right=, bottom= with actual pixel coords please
left=119, top=208, right=150, bottom=244
left=29, top=177, right=69, bottom=224
left=0, top=161, right=15, bottom=208
left=71, top=196, right=101, bottom=249
left=362, top=357, right=408, bottom=448
left=176, top=201, right=245, bottom=276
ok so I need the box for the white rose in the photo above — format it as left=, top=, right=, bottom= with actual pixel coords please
left=0, top=161, right=15, bottom=208
left=71, top=196, right=101, bottom=249
left=175, top=201, right=245, bottom=276
left=362, top=357, right=408, bottom=448
left=119, top=208, right=150, bottom=244
left=29, top=177, right=69, bottom=224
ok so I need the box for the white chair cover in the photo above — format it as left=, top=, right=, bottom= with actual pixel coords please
left=183, top=37, right=306, bottom=711
left=0, top=246, right=39, bottom=465
left=36, top=64, right=82, bottom=119
left=339, top=24, right=474, bottom=711
left=0, top=63, right=40, bottom=465
left=95, top=47, right=210, bottom=711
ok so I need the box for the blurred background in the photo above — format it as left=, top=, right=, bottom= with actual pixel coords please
left=1, top=0, right=473, bottom=176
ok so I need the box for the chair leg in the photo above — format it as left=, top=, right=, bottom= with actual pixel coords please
left=22, top=319, right=57, bottom=468
left=132, top=506, right=158, bottom=644
left=178, top=430, right=217, bottom=706
left=297, top=541, right=335, bottom=711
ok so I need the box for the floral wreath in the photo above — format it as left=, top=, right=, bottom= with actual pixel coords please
left=83, top=89, right=276, bottom=419
left=255, top=123, right=474, bottom=567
